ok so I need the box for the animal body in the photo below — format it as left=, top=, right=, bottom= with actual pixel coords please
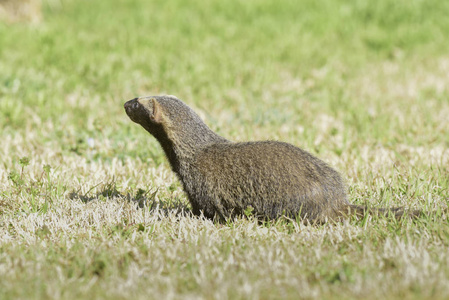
left=124, top=95, right=416, bottom=223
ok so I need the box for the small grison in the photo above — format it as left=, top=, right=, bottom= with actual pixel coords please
left=124, top=95, right=416, bottom=223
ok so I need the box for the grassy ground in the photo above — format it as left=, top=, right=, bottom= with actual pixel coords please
left=1, top=0, right=449, bottom=299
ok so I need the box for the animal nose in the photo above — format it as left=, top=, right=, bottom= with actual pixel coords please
left=124, top=98, right=139, bottom=110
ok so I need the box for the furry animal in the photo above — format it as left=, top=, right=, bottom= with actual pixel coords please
left=124, top=95, right=418, bottom=223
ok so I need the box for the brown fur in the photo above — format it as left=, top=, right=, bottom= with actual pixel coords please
left=124, top=95, right=419, bottom=223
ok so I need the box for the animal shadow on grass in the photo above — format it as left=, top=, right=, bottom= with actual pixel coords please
left=68, top=180, right=193, bottom=218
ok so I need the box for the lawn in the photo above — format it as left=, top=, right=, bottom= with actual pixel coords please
left=1, top=0, right=449, bottom=299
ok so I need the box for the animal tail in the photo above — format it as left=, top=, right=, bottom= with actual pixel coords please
left=341, top=204, right=422, bottom=220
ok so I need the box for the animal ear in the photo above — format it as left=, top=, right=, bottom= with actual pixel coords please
left=150, top=98, right=163, bottom=124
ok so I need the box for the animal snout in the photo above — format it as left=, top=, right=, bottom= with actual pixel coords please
left=124, top=98, right=140, bottom=112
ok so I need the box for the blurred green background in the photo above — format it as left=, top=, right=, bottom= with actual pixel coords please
left=2, top=0, right=448, bottom=149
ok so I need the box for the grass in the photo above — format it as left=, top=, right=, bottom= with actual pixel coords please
left=1, top=0, right=449, bottom=299
left=0, top=0, right=42, bottom=23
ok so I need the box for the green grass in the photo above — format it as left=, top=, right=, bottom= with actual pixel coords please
left=1, top=0, right=449, bottom=299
